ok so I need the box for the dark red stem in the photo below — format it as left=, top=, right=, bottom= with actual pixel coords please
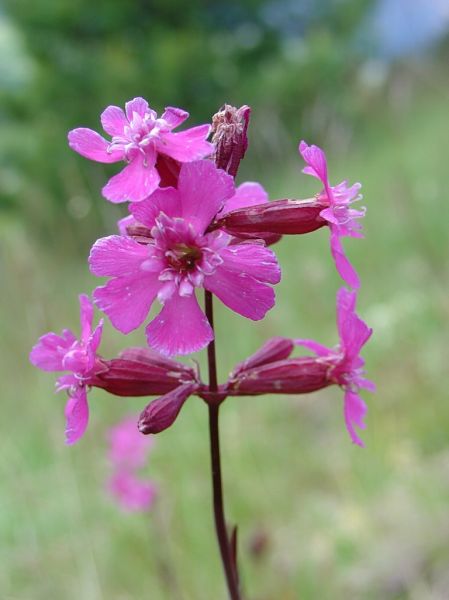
left=204, top=290, right=241, bottom=600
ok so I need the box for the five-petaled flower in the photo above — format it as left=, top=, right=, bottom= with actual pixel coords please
left=68, top=97, right=214, bottom=203
left=296, top=287, right=375, bottom=447
left=299, top=141, right=365, bottom=289
left=89, top=160, right=281, bottom=356
left=29, top=295, right=104, bottom=444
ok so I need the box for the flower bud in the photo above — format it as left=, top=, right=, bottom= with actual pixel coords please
left=212, top=104, right=251, bottom=177
left=138, top=383, right=197, bottom=434
left=227, top=357, right=331, bottom=396
left=212, top=199, right=326, bottom=236
left=231, top=337, right=294, bottom=377
left=91, top=347, right=197, bottom=397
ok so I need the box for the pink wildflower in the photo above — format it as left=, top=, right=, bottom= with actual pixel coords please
left=108, top=415, right=155, bottom=469
left=107, top=416, right=157, bottom=512
left=29, top=295, right=104, bottom=444
left=108, top=471, right=157, bottom=512
left=299, top=141, right=365, bottom=289
left=89, top=160, right=281, bottom=356
left=296, top=287, right=375, bottom=447
left=68, top=97, right=213, bottom=203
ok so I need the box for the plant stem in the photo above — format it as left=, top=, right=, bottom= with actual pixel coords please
left=204, top=291, right=241, bottom=600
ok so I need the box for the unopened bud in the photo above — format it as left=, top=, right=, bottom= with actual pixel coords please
left=231, top=337, right=294, bottom=377
left=91, top=347, right=197, bottom=397
left=212, top=198, right=326, bottom=236
left=138, top=383, right=196, bottom=434
left=227, top=357, right=331, bottom=396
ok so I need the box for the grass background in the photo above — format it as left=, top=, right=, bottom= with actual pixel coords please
left=1, top=49, right=449, bottom=600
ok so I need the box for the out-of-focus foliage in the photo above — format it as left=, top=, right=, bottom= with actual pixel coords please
left=1, top=0, right=375, bottom=248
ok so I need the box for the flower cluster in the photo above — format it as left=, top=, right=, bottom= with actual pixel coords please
left=31, top=96, right=373, bottom=454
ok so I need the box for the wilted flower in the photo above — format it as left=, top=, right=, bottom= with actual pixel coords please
left=299, top=141, right=365, bottom=289
left=29, top=295, right=104, bottom=444
left=212, top=104, right=251, bottom=177
left=68, top=97, right=213, bottom=203
left=89, top=160, right=281, bottom=356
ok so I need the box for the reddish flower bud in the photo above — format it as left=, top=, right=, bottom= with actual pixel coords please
left=91, top=347, right=197, bottom=397
left=138, top=383, right=197, bottom=434
left=230, top=232, right=283, bottom=247
left=212, top=104, right=251, bottom=177
left=226, top=357, right=331, bottom=396
left=231, top=337, right=295, bottom=377
left=212, top=198, right=327, bottom=236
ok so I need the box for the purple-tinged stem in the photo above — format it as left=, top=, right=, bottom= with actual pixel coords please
left=204, top=290, right=242, bottom=600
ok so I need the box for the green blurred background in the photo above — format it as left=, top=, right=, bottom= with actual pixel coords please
left=2, top=0, right=449, bottom=598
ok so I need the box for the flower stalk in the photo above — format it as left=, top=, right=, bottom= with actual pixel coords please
left=205, top=290, right=241, bottom=600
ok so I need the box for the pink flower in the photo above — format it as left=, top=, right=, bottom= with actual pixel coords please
left=29, top=295, right=104, bottom=445
left=68, top=97, right=213, bottom=203
left=89, top=160, right=281, bottom=356
left=108, top=415, right=155, bottom=470
left=108, top=471, right=157, bottom=512
left=299, top=141, right=365, bottom=289
left=107, top=416, right=157, bottom=512
left=296, top=287, right=375, bottom=447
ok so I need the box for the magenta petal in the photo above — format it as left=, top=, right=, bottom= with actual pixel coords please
left=100, top=105, right=127, bottom=136
left=65, top=387, right=89, bottom=445
left=94, top=274, right=160, bottom=334
left=330, top=228, right=360, bottom=289
left=336, top=287, right=372, bottom=359
left=89, top=320, right=104, bottom=357
left=146, top=294, right=213, bottom=356
left=30, top=330, right=77, bottom=371
left=68, top=128, right=122, bottom=163
left=178, top=161, right=235, bottom=233
left=130, top=187, right=181, bottom=228
left=89, top=235, right=156, bottom=277
left=319, top=206, right=340, bottom=225
left=336, top=287, right=357, bottom=337
left=218, top=244, right=281, bottom=284
left=205, top=267, right=275, bottom=321
left=102, top=152, right=160, bottom=203
left=344, top=390, right=367, bottom=447
left=125, top=97, right=150, bottom=120
left=232, top=337, right=295, bottom=375
left=299, top=140, right=328, bottom=184
left=161, top=106, right=189, bottom=128
left=220, top=182, right=269, bottom=216
left=160, top=126, right=213, bottom=162
left=79, top=294, right=94, bottom=342
left=117, top=215, right=137, bottom=236
left=294, top=338, right=333, bottom=358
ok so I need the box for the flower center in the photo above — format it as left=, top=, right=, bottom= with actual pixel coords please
left=166, top=243, right=203, bottom=272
